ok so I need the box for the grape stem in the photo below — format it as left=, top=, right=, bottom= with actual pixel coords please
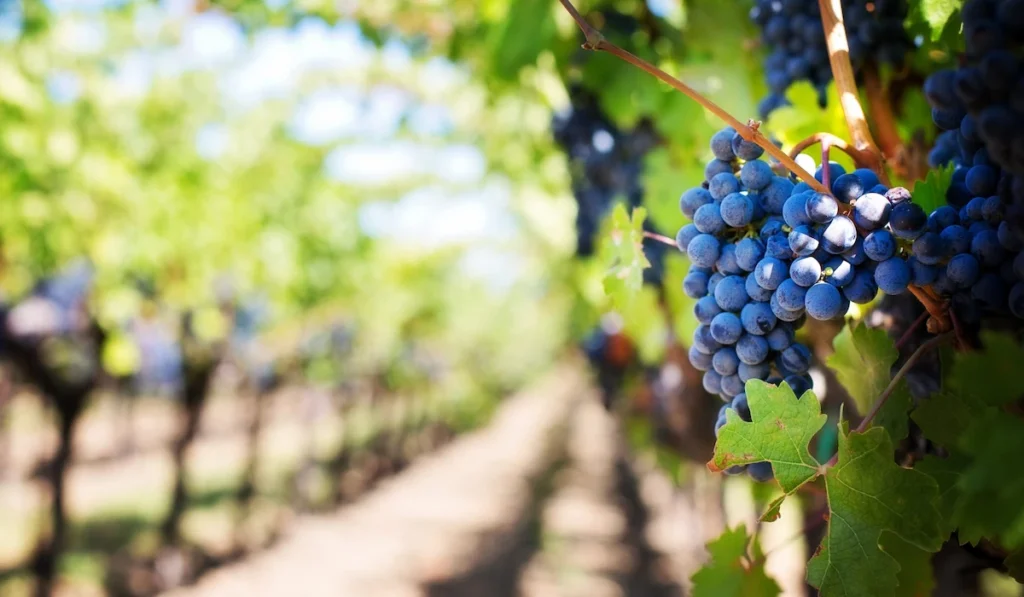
left=854, top=332, right=953, bottom=435
left=788, top=132, right=874, bottom=169
left=893, top=310, right=929, bottom=351
left=555, top=0, right=830, bottom=195
left=908, top=285, right=951, bottom=334
left=642, top=230, right=678, bottom=247
left=816, top=0, right=889, bottom=186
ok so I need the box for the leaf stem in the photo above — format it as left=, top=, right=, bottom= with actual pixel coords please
left=556, top=0, right=830, bottom=194
left=854, top=332, right=953, bottom=434
left=816, top=0, right=889, bottom=185
left=642, top=230, right=678, bottom=247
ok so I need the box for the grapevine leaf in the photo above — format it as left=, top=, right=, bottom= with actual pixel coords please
left=948, top=331, right=1024, bottom=407
left=952, top=411, right=1024, bottom=549
left=914, top=453, right=979, bottom=542
left=880, top=533, right=937, bottom=597
left=690, top=525, right=782, bottom=597
left=911, top=390, right=985, bottom=448
left=708, top=380, right=825, bottom=494
left=641, top=148, right=695, bottom=234
left=765, top=83, right=854, bottom=171
left=807, top=424, right=944, bottom=597
left=1005, top=549, right=1024, bottom=583
left=665, top=254, right=699, bottom=346
left=826, top=322, right=912, bottom=441
left=618, top=285, right=668, bottom=364
left=602, top=204, right=651, bottom=303
left=910, top=163, right=956, bottom=224
left=916, top=0, right=964, bottom=41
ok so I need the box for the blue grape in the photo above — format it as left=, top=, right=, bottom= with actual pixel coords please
left=703, top=370, right=724, bottom=395
left=736, top=334, right=770, bottom=365
left=852, top=168, right=881, bottom=189
left=815, top=161, right=846, bottom=186
left=695, top=295, right=723, bottom=324
left=889, top=201, right=927, bottom=240
left=708, top=272, right=724, bottom=295
left=863, top=229, right=896, bottom=261
left=981, top=195, right=1003, bottom=223
left=710, top=312, right=744, bottom=344
left=790, top=256, right=822, bottom=287
left=694, top=203, right=727, bottom=235
left=717, top=243, right=743, bottom=275
left=680, top=187, right=714, bottom=218
left=754, top=257, right=788, bottom=290
left=821, top=216, right=858, bottom=253
left=781, top=343, right=812, bottom=374
left=766, top=234, right=795, bottom=259
left=805, top=282, right=844, bottom=319
left=735, top=238, right=766, bottom=271
left=710, top=127, right=737, bottom=161
left=709, top=172, right=742, bottom=200
left=688, top=234, right=721, bottom=267
left=740, top=159, right=774, bottom=191
left=721, top=374, right=745, bottom=397
left=761, top=177, right=794, bottom=214
left=842, top=237, right=868, bottom=265
left=759, top=217, right=786, bottom=239
left=721, top=192, right=756, bottom=227
left=971, top=228, right=1005, bottom=267
left=784, top=374, right=813, bottom=396
left=676, top=223, right=699, bottom=253
left=689, top=345, right=713, bottom=371
left=940, top=224, right=971, bottom=255
left=783, top=192, right=813, bottom=228
left=874, top=257, right=911, bottom=294
left=739, top=361, right=771, bottom=382
left=843, top=270, right=878, bottom=303
left=972, top=272, right=1007, bottom=309
left=713, top=347, right=741, bottom=376
left=693, top=324, right=721, bottom=354
left=832, top=173, right=865, bottom=204
left=775, top=279, right=808, bottom=311
left=805, top=192, right=838, bottom=223
left=946, top=253, right=981, bottom=288
left=770, top=292, right=805, bottom=321
left=705, top=159, right=735, bottom=180
left=908, top=257, right=938, bottom=286
left=731, top=393, right=750, bottom=421
left=747, top=461, right=774, bottom=482
left=927, top=205, right=958, bottom=232
left=998, top=222, right=1023, bottom=251
left=732, top=134, right=765, bottom=161
left=683, top=269, right=710, bottom=298
left=822, top=257, right=855, bottom=287
left=789, top=225, right=820, bottom=256
left=741, top=301, right=777, bottom=335
left=745, top=273, right=774, bottom=301
left=715, top=275, right=750, bottom=312
left=766, top=324, right=794, bottom=351
left=913, top=232, right=948, bottom=265
left=966, top=164, right=998, bottom=196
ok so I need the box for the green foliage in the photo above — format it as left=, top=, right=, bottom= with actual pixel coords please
left=948, top=331, right=1024, bottom=406
left=807, top=423, right=944, bottom=597
left=602, top=204, right=652, bottom=302
left=664, top=253, right=699, bottom=346
left=827, top=322, right=911, bottom=441
left=764, top=83, right=855, bottom=172
left=709, top=380, right=825, bottom=493
left=911, top=163, right=957, bottom=216
left=690, top=525, right=781, bottom=597
left=910, top=0, right=964, bottom=41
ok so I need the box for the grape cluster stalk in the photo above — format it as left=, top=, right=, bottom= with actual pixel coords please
left=751, top=0, right=913, bottom=117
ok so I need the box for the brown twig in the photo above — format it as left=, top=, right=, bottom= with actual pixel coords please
left=816, top=0, right=889, bottom=186
left=908, top=285, right=951, bottom=333
left=556, top=0, right=830, bottom=194
left=788, top=132, right=875, bottom=169
left=894, top=310, right=929, bottom=351
left=854, top=332, right=953, bottom=434
left=642, top=230, right=678, bottom=247
left=821, top=138, right=832, bottom=190
left=863, top=65, right=909, bottom=181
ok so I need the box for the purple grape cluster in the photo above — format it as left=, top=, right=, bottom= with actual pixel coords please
left=751, top=0, right=913, bottom=117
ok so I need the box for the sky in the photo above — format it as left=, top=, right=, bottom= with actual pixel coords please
left=30, top=0, right=525, bottom=288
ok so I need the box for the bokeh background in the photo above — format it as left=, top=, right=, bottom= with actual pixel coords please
left=0, top=0, right=1020, bottom=596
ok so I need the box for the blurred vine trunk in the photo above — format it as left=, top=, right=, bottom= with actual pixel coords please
left=162, top=312, right=222, bottom=546
left=234, top=372, right=277, bottom=551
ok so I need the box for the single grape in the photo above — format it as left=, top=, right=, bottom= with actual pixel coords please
left=731, top=393, right=750, bottom=421
left=775, top=278, right=808, bottom=310
left=713, top=347, right=741, bottom=376
left=710, top=311, right=744, bottom=344
left=822, top=257, right=855, bottom=287
left=806, top=192, right=839, bottom=223
left=703, top=370, right=724, bottom=395
left=721, top=192, right=756, bottom=227
left=741, top=301, right=778, bottom=335
left=766, top=324, right=794, bottom=351
left=693, top=324, right=721, bottom=355
left=790, top=256, right=823, bottom=287
left=715, top=275, right=750, bottom=312
left=874, top=257, right=911, bottom=295
left=717, top=243, right=743, bottom=275
left=832, top=173, right=865, bottom=204
left=971, top=228, right=1005, bottom=267
left=852, top=193, right=891, bottom=231
left=815, top=161, right=846, bottom=186
left=821, top=216, right=858, bottom=253
left=755, top=257, right=789, bottom=290
left=843, top=270, right=878, bottom=303
left=680, top=187, right=714, bottom=218
left=709, top=172, right=742, bottom=201
left=784, top=374, right=813, bottom=396
left=908, top=256, right=938, bottom=286
left=736, top=334, right=770, bottom=365
left=746, top=273, right=775, bottom=301
left=741, top=160, right=774, bottom=191
left=683, top=269, right=710, bottom=298
left=788, top=225, right=820, bottom=257
left=688, top=234, right=721, bottom=267
left=694, top=202, right=727, bottom=235
left=805, top=282, right=844, bottom=319
left=705, top=159, right=735, bottom=181
left=689, top=345, right=713, bottom=371
left=676, top=223, right=699, bottom=253
left=710, top=127, right=738, bottom=161
left=783, top=192, right=814, bottom=228
left=761, top=177, right=795, bottom=214
left=766, top=234, right=795, bottom=259
left=721, top=374, right=745, bottom=397
left=889, top=201, right=928, bottom=240
left=708, top=272, right=724, bottom=295
left=781, top=343, right=812, bottom=374
left=863, top=229, right=896, bottom=261
left=972, top=272, right=1007, bottom=309
left=940, top=225, right=971, bottom=255
left=732, top=134, right=765, bottom=161
left=694, top=295, right=723, bottom=324
left=747, top=461, right=775, bottom=482
left=927, top=205, right=959, bottom=232
left=913, top=232, right=948, bottom=265
left=735, top=238, right=767, bottom=271
left=842, top=237, right=868, bottom=265
left=770, top=292, right=805, bottom=321
left=947, top=253, right=981, bottom=288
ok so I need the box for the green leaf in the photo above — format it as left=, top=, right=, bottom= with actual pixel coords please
left=665, top=253, right=699, bottom=346
left=948, top=331, right=1024, bottom=407
left=708, top=380, right=825, bottom=493
left=807, top=424, right=944, bottom=597
left=826, top=322, right=912, bottom=441
left=911, top=163, right=956, bottom=218
left=602, top=204, right=651, bottom=304
left=911, top=390, right=984, bottom=448
left=690, top=525, right=782, bottom=597
left=765, top=83, right=854, bottom=172
left=1005, top=548, right=1024, bottom=583
left=914, top=453, right=979, bottom=542
left=879, top=533, right=937, bottom=597
left=917, top=0, right=964, bottom=41
left=641, top=148, right=695, bottom=234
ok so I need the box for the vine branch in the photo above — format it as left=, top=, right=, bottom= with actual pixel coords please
left=788, top=132, right=875, bottom=169
left=556, top=0, right=830, bottom=194
left=863, top=65, right=910, bottom=180
left=642, top=230, right=678, bottom=247
left=854, top=332, right=953, bottom=434
left=817, top=0, right=889, bottom=186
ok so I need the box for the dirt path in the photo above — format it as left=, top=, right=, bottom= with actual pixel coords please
left=161, top=363, right=585, bottom=597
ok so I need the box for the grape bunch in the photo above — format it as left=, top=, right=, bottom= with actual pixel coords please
left=923, top=0, right=1024, bottom=245
left=751, top=0, right=912, bottom=117
left=552, top=86, right=668, bottom=284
